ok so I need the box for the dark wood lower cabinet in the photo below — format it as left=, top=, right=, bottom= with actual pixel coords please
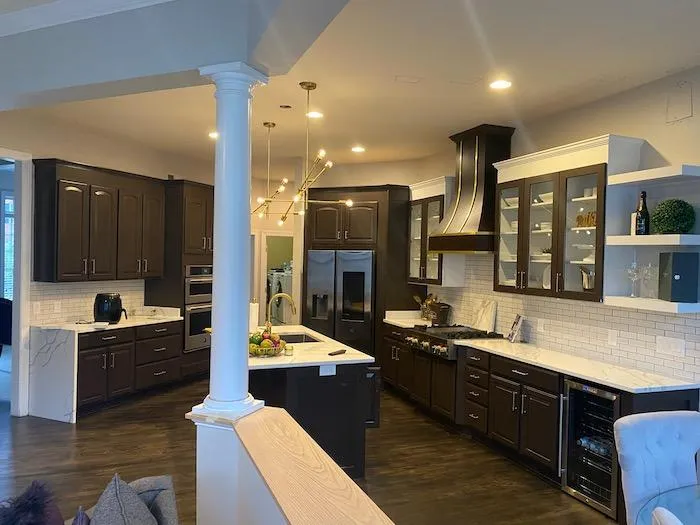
left=365, top=366, right=381, bottom=428
left=488, top=374, right=520, bottom=450
left=519, top=385, right=559, bottom=470
left=380, top=337, right=398, bottom=386
left=412, top=352, right=432, bottom=407
left=431, top=358, right=456, bottom=420
left=77, top=348, right=108, bottom=407
left=396, top=343, right=414, bottom=394
left=107, top=343, right=134, bottom=398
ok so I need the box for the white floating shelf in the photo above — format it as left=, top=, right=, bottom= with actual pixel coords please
left=531, top=229, right=553, bottom=234
left=608, top=164, right=700, bottom=186
left=604, top=296, right=700, bottom=313
left=570, top=196, right=597, bottom=202
left=571, top=227, right=597, bottom=231
left=530, top=260, right=552, bottom=264
left=500, top=259, right=518, bottom=263
left=606, top=234, right=700, bottom=246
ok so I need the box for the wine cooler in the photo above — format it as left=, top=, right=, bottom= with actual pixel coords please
left=561, top=379, right=620, bottom=519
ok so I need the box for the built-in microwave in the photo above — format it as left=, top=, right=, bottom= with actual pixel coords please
left=185, top=265, right=213, bottom=305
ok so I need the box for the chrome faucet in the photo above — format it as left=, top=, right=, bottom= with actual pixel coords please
left=266, top=293, right=297, bottom=325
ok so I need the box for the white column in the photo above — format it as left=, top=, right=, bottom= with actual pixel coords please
left=193, top=62, right=268, bottom=417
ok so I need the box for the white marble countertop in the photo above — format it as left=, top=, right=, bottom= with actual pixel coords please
left=454, top=338, right=700, bottom=394
left=383, top=310, right=430, bottom=329
left=33, top=316, right=183, bottom=333
left=248, top=325, right=374, bottom=370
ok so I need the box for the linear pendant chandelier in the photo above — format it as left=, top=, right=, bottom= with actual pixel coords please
left=250, top=81, right=353, bottom=226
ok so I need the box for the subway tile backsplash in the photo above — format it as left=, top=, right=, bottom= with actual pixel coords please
left=429, top=254, right=700, bottom=383
left=30, top=280, right=145, bottom=324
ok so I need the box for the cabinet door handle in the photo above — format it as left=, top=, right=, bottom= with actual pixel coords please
left=558, top=394, right=567, bottom=476
left=469, top=374, right=480, bottom=380
left=391, top=331, right=402, bottom=338
left=110, top=353, right=115, bottom=369
left=101, top=335, right=117, bottom=341
left=202, top=236, right=207, bottom=250
left=336, top=231, right=341, bottom=240
left=555, top=273, right=561, bottom=293
left=520, top=271, right=526, bottom=289
left=144, top=259, right=149, bottom=273
left=83, top=258, right=88, bottom=275
left=153, top=370, right=167, bottom=377
left=395, top=347, right=400, bottom=361
left=511, top=369, right=529, bottom=376
left=153, top=347, right=166, bottom=353
left=521, top=393, right=527, bottom=415
left=468, top=355, right=481, bottom=362
left=468, top=413, right=480, bottom=420
left=207, top=237, right=212, bottom=251
left=469, top=390, right=480, bottom=398
left=515, top=271, right=520, bottom=289
left=344, top=231, right=348, bottom=240
left=91, top=259, right=96, bottom=274
left=154, top=328, right=168, bottom=333
left=511, top=391, right=517, bottom=412
left=137, top=259, right=141, bottom=273
left=102, top=353, right=107, bottom=370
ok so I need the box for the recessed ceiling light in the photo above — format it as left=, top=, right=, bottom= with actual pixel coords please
left=279, top=104, right=292, bottom=109
left=306, top=111, right=323, bottom=119
left=351, top=145, right=366, bottom=153
left=489, top=79, right=512, bottom=90
left=208, top=131, right=219, bottom=139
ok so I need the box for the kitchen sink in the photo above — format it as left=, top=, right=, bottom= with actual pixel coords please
left=280, top=333, right=321, bottom=344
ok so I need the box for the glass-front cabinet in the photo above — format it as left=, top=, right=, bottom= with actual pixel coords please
left=494, top=164, right=606, bottom=301
left=408, top=195, right=444, bottom=285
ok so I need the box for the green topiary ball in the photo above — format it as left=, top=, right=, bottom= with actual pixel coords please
left=651, top=199, right=696, bottom=234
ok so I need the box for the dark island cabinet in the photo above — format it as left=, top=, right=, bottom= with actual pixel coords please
left=34, top=159, right=166, bottom=282
left=519, top=385, right=559, bottom=470
left=117, top=184, right=164, bottom=279
left=488, top=374, right=521, bottom=450
left=56, top=180, right=90, bottom=281
left=184, top=184, right=214, bottom=255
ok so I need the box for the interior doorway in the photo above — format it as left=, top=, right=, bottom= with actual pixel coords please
left=257, top=232, right=294, bottom=326
left=0, top=160, right=14, bottom=404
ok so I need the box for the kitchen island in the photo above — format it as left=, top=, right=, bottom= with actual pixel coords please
left=247, top=325, right=378, bottom=479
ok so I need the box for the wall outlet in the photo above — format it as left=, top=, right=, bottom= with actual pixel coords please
left=656, top=336, right=686, bottom=358
left=607, top=330, right=618, bottom=347
left=537, top=318, right=545, bottom=333
left=53, top=301, right=61, bottom=314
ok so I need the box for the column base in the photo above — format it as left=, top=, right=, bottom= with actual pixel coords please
left=191, top=393, right=264, bottom=423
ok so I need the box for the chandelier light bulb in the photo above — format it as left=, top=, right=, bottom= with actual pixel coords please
left=257, top=211, right=265, bottom=219
left=278, top=185, right=286, bottom=192
left=282, top=178, right=289, bottom=184
left=277, top=218, right=285, bottom=227
left=293, top=194, right=301, bottom=203
left=306, top=111, right=323, bottom=119
left=318, top=149, right=327, bottom=159
left=297, top=209, right=305, bottom=216
left=345, top=199, right=354, bottom=207
left=256, top=196, right=265, bottom=204
left=325, top=161, right=334, bottom=168
left=208, top=131, right=219, bottom=140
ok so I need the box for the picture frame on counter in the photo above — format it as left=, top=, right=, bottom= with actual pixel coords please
left=507, top=314, right=523, bottom=343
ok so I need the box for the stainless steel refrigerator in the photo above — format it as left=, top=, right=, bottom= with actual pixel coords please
left=304, top=250, right=374, bottom=354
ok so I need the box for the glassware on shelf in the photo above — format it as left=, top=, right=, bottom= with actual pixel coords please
left=526, top=180, right=554, bottom=289
left=563, top=171, right=599, bottom=293
left=641, top=263, right=658, bottom=299
left=626, top=261, right=642, bottom=297
left=498, top=186, right=521, bottom=287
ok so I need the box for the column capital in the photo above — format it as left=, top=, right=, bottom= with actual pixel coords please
left=200, top=61, right=268, bottom=92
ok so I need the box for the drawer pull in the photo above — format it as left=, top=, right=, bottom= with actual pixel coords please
left=511, top=369, right=529, bottom=376
left=469, top=391, right=480, bottom=397
left=468, top=413, right=480, bottom=420
left=101, top=335, right=117, bottom=341
left=153, top=347, right=167, bottom=352
left=468, top=356, right=481, bottom=362
left=391, top=331, right=402, bottom=338
left=154, top=328, right=168, bottom=333
left=468, top=374, right=481, bottom=380
left=153, top=370, right=167, bottom=377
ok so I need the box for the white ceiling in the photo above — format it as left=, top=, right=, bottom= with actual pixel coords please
left=25, top=0, right=700, bottom=170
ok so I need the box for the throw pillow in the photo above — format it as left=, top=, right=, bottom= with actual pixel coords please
left=90, top=474, right=157, bottom=525
left=72, top=506, right=90, bottom=525
left=0, top=480, right=64, bottom=525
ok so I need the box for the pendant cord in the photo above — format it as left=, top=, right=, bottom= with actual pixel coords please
left=304, top=88, right=310, bottom=211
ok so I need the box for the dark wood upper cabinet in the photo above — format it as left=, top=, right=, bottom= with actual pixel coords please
left=408, top=196, right=444, bottom=285
left=56, top=180, right=90, bottom=281
left=344, top=203, right=378, bottom=244
left=309, top=203, right=342, bottom=245
left=89, top=185, right=118, bottom=280
left=77, top=348, right=108, bottom=407
left=430, top=358, right=456, bottom=420
left=412, top=351, right=432, bottom=407
left=117, top=189, right=143, bottom=280
left=488, top=374, right=520, bottom=450
left=205, top=188, right=214, bottom=253
left=519, top=385, right=559, bottom=471
left=34, top=160, right=167, bottom=282
left=396, top=343, right=414, bottom=395
left=107, top=343, right=135, bottom=399
left=184, top=184, right=211, bottom=255
left=494, top=163, right=606, bottom=302
left=141, top=186, right=165, bottom=277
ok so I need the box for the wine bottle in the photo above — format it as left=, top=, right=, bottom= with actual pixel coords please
left=634, top=191, right=650, bottom=235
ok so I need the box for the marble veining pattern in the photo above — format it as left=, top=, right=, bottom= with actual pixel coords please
left=455, top=338, right=700, bottom=394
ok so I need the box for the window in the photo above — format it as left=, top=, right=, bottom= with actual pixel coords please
left=1, top=191, right=14, bottom=300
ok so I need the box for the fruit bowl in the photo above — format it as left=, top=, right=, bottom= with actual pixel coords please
left=248, top=326, right=287, bottom=358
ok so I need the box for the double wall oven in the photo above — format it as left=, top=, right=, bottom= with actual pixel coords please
left=184, top=265, right=212, bottom=352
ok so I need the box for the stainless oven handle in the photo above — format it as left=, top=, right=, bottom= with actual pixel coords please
left=187, top=278, right=213, bottom=283
left=559, top=393, right=568, bottom=477
left=186, top=304, right=212, bottom=311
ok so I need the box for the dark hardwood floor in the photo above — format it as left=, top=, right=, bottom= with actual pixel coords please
left=0, top=381, right=613, bottom=524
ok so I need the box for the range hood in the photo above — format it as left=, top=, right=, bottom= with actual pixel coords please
left=428, top=124, right=514, bottom=253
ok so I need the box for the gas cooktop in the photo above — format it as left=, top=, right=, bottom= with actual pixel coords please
left=404, top=324, right=502, bottom=360
left=411, top=324, right=502, bottom=341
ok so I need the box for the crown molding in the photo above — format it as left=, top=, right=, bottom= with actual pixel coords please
left=0, top=0, right=177, bottom=38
